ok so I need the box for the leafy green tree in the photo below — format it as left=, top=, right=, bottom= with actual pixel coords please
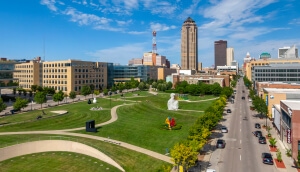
left=43, top=86, right=55, bottom=95
left=94, top=90, right=100, bottom=97
left=220, top=87, right=233, bottom=98
left=53, top=90, right=64, bottom=105
left=0, top=98, right=7, bottom=112
left=117, top=83, right=125, bottom=92
left=81, top=85, right=91, bottom=99
left=89, top=84, right=95, bottom=94
left=69, top=91, right=76, bottom=102
left=138, top=82, right=145, bottom=91
left=125, top=82, right=131, bottom=92
left=103, top=88, right=108, bottom=95
left=31, top=85, right=38, bottom=93
left=187, top=84, right=199, bottom=96
left=130, top=77, right=139, bottom=89
left=230, top=80, right=237, bottom=88
left=36, top=86, right=43, bottom=92
left=152, top=82, right=157, bottom=90
left=210, top=83, right=222, bottom=96
left=166, top=81, right=173, bottom=90
left=13, top=97, right=28, bottom=111
left=170, top=142, right=198, bottom=171
left=111, top=85, right=117, bottom=92
left=252, top=95, right=268, bottom=121
left=34, top=92, right=47, bottom=109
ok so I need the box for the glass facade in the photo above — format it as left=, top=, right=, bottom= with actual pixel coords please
left=113, top=65, right=149, bottom=83
left=252, top=64, right=300, bottom=83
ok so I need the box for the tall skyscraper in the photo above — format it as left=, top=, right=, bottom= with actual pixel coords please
left=214, top=40, right=227, bottom=68
left=181, top=17, right=198, bottom=71
left=226, top=47, right=234, bottom=66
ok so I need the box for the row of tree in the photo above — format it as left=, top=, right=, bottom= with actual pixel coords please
left=170, top=95, right=228, bottom=170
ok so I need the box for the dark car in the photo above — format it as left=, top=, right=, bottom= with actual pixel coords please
left=254, top=131, right=262, bottom=137
left=227, top=109, right=231, bottom=113
left=242, top=96, right=245, bottom=100
left=258, top=136, right=266, bottom=144
left=216, top=139, right=226, bottom=148
left=262, top=153, right=274, bottom=165
left=255, top=123, right=261, bottom=129
left=221, top=126, right=228, bottom=133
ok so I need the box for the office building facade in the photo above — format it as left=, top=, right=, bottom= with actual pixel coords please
left=181, top=17, right=198, bottom=71
left=214, top=40, right=227, bottom=68
left=226, top=47, right=234, bottom=66
left=279, top=46, right=298, bottom=58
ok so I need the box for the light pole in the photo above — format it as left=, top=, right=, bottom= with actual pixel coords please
left=31, top=100, right=33, bottom=111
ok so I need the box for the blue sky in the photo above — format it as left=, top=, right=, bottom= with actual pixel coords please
left=0, top=0, right=299, bottom=67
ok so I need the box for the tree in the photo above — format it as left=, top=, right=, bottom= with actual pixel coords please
left=31, top=85, right=38, bottom=93
left=53, top=90, right=64, bottom=105
left=220, top=87, right=233, bottom=98
left=103, top=88, right=108, bottom=95
left=13, top=97, right=28, bottom=111
left=166, top=81, right=173, bottom=90
left=13, top=88, right=16, bottom=95
left=0, top=98, right=7, bottom=113
left=138, top=82, right=145, bottom=91
left=29, top=90, right=33, bottom=97
left=90, top=84, right=95, bottom=97
left=269, top=137, right=277, bottom=147
left=170, top=142, right=198, bottom=171
left=152, top=82, right=157, bottom=90
left=94, top=90, right=100, bottom=97
left=34, top=91, right=47, bottom=109
left=23, top=90, right=27, bottom=97
left=210, top=83, right=222, bottom=96
left=252, top=95, right=268, bottom=123
left=81, top=85, right=91, bottom=99
left=69, top=91, right=76, bottom=102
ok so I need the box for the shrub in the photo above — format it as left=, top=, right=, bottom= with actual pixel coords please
left=286, top=148, right=292, bottom=157
left=269, top=137, right=277, bottom=147
left=276, top=150, right=282, bottom=162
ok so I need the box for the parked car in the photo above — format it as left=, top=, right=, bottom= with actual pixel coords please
left=262, top=153, right=274, bottom=165
left=249, top=98, right=252, bottom=102
left=221, top=126, right=228, bottom=133
left=258, top=136, right=266, bottom=144
left=216, top=139, right=226, bottom=148
left=227, top=109, right=231, bottom=113
left=242, top=96, right=245, bottom=100
left=255, top=123, right=261, bottom=129
left=254, top=131, right=262, bottom=137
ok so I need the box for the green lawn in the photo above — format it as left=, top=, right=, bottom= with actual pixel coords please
left=0, top=135, right=170, bottom=172
left=0, top=151, right=121, bottom=172
left=0, top=91, right=217, bottom=171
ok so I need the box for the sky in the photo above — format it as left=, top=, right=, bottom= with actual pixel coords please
left=0, top=0, right=300, bottom=67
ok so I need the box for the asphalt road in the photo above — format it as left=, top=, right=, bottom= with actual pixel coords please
left=217, top=79, right=277, bottom=172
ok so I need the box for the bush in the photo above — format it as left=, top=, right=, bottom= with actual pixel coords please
left=276, top=150, right=282, bottom=162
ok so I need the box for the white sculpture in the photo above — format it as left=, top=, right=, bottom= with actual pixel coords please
left=93, top=97, right=97, bottom=104
left=167, top=93, right=178, bottom=110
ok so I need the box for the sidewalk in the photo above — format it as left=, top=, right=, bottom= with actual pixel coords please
left=261, top=118, right=298, bottom=172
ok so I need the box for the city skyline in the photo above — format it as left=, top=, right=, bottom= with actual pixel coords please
left=0, top=0, right=300, bottom=67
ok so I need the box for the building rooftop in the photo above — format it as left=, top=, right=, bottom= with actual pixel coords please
left=280, top=100, right=300, bottom=110
left=264, top=88, right=300, bottom=93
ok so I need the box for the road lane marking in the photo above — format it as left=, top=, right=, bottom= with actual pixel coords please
left=240, top=129, right=241, bottom=132
left=240, top=155, right=241, bottom=161
left=240, top=140, right=241, bottom=144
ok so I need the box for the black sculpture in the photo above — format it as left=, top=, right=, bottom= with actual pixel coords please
left=86, top=120, right=97, bottom=132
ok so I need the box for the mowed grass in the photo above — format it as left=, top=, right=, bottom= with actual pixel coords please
left=0, top=135, right=170, bottom=172
left=75, top=93, right=215, bottom=154
left=0, top=151, right=121, bottom=172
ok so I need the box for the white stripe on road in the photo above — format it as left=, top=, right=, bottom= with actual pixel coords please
left=240, top=129, right=241, bottom=132
left=240, top=155, right=241, bottom=161
left=240, top=140, right=241, bottom=144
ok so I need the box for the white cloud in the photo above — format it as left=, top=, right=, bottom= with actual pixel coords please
left=116, top=19, right=132, bottom=26
left=150, top=22, right=176, bottom=31
left=63, top=7, right=111, bottom=26
left=40, top=0, right=58, bottom=12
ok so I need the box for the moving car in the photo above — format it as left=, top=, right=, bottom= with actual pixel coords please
left=254, top=131, right=262, bottom=137
left=255, top=123, right=261, bottom=129
left=216, top=139, right=226, bottom=148
left=262, top=153, right=274, bottom=165
left=249, top=98, right=252, bottom=102
left=221, top=126, right=228, bottom=133
left=227, top=109, right=231, bottom=113
left=258, top=136, right=266, bottom=144
left=242, top=96, right=245, bottom=100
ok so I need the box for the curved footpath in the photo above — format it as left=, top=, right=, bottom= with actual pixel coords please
left=0, top=103, right=173, bottom=171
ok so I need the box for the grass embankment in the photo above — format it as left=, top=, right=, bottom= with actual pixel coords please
left=0, top=134, right=169, bottom=172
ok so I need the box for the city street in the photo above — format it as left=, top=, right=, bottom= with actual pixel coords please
left=210, top=79, right=277, bottom=172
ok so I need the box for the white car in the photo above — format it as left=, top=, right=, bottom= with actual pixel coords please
left=206, top=169, right=216, bottom=172
left=221, top=126, right=228, bottom=133
left=249, top=99, right=252, bottom=102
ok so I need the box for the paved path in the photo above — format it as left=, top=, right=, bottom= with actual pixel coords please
left=0, top=89, right=219, bottom=170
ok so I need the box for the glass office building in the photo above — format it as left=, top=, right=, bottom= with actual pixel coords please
left=252, top=63, right=300, bottom=83
left=113, top=65, right=150, bottom=83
